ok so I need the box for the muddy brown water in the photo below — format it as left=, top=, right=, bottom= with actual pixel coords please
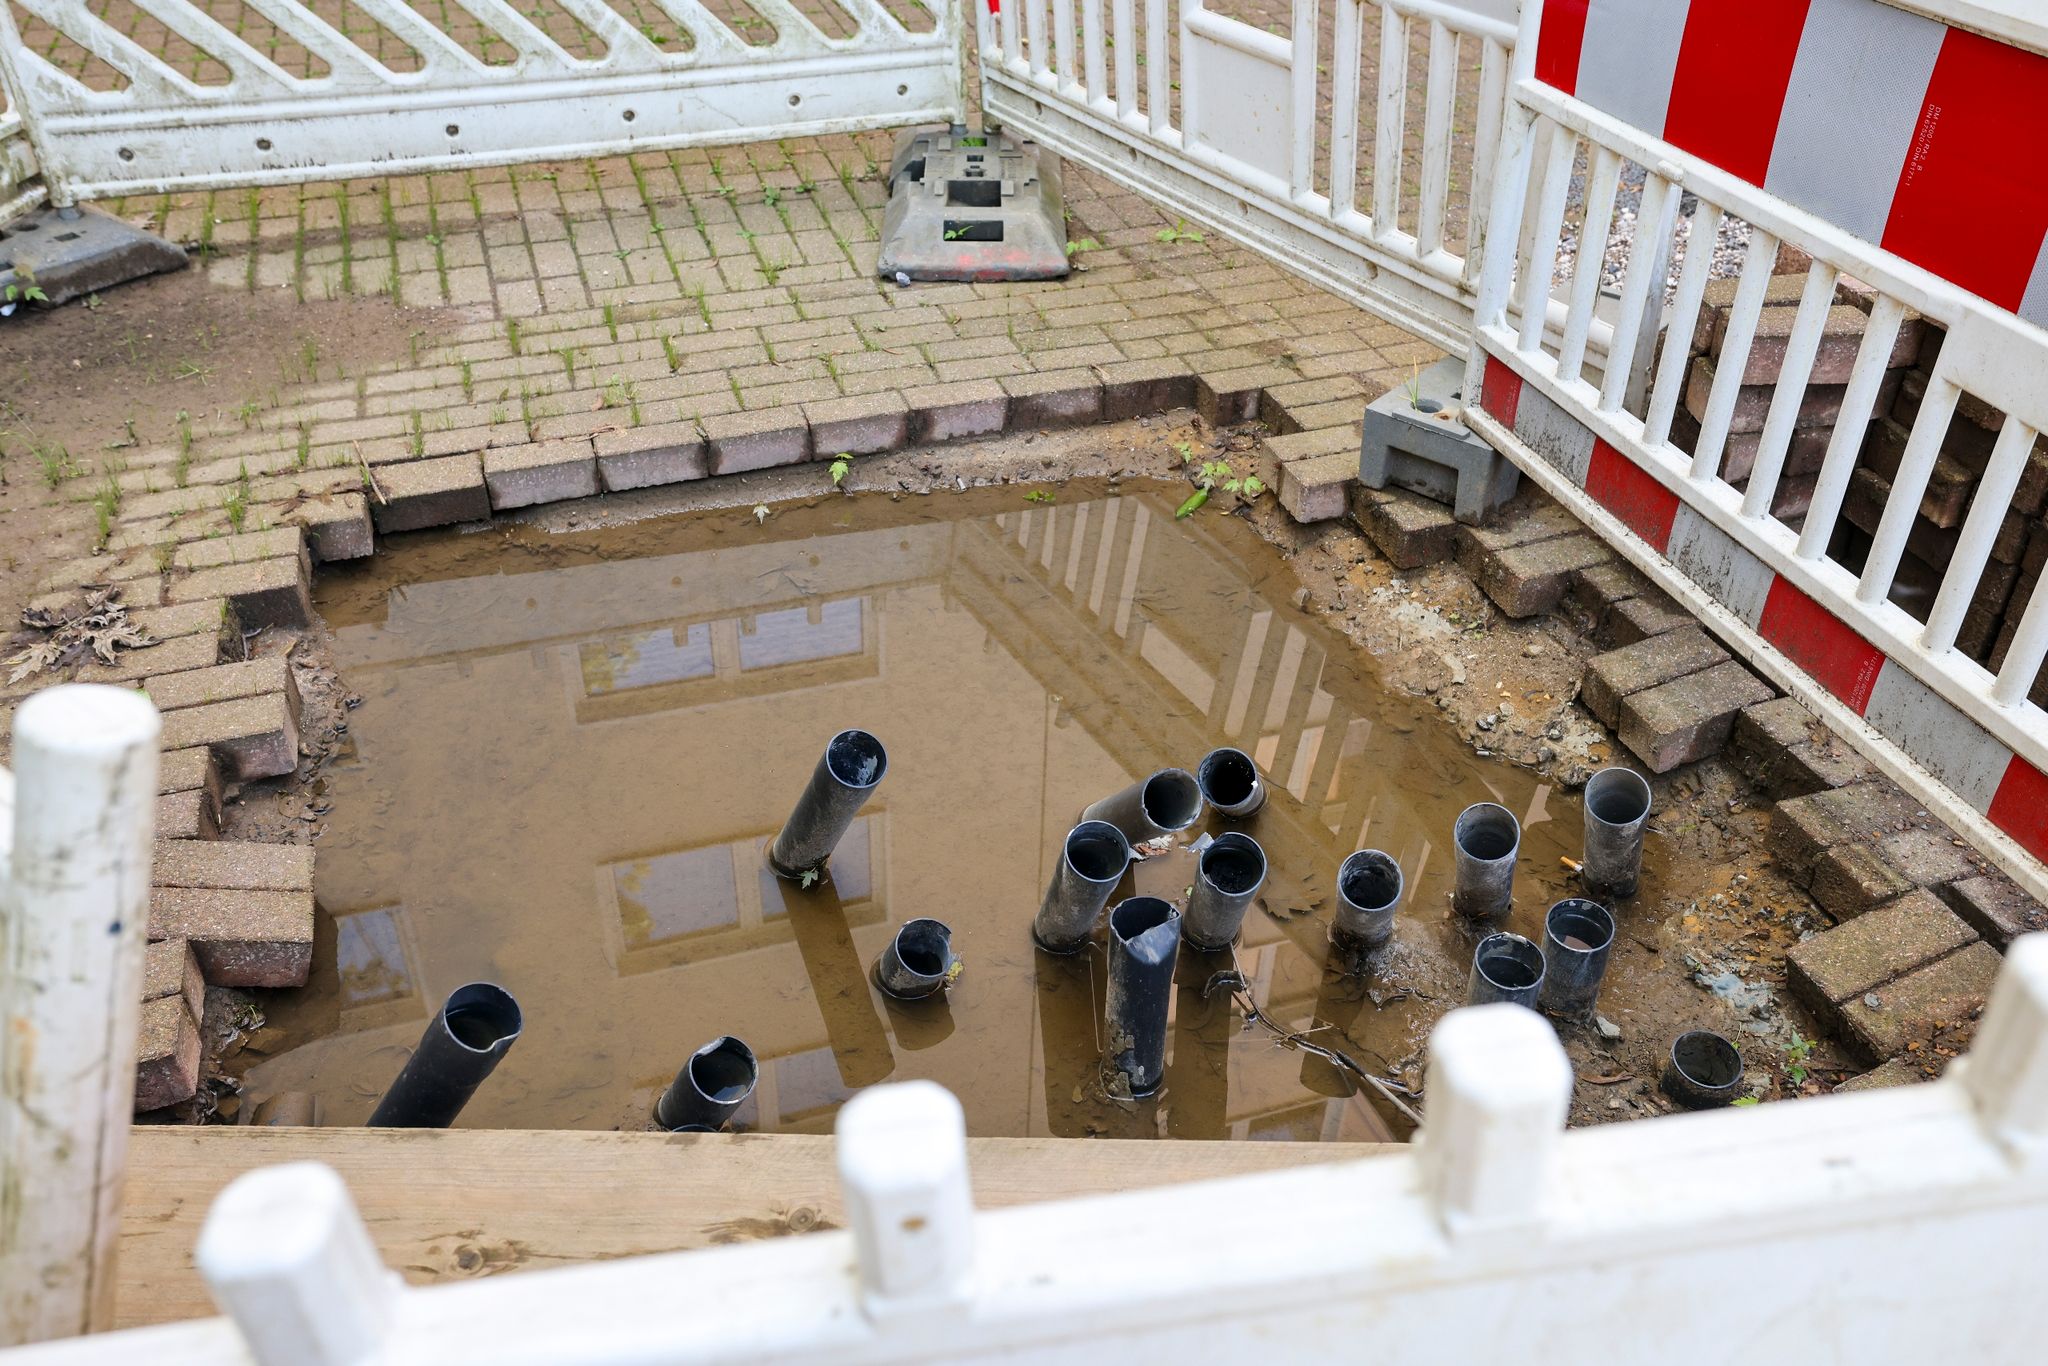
left=244, top=480, right=1668, bottom=1140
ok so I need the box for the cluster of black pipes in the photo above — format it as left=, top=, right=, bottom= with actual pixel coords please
left=360, top=731, right=1736, bottom=1128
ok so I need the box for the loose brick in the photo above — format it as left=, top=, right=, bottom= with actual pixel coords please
left=595, top=422, right=708, bottom=491
left=1940, top=875, right=2048, bottom=949
left=1001, top=368, right=1103, bottom=428
left=1265, top=426, right=1358, bottom=466
left=1840, top=941, right=2000, bottom=1063
left=1277, top=452, right=1354, bottom=524
left=1786, top=889, right=1978, bottom=1007
left=1096, top=357, right=1195, bottom=421
left=134, top=995, right=202, bottom=1112
left=168, top=556, right=311, bottom=629
left=280, top=491, right=374, bottom=561
left=147, top=886, right=314, bottom=987
left=1278, top=401, right=1367, bottom=435
left=172, top=527, right=305, bottom=572
left=1197, top=363, right=1293, bottom=426
left=1728, top=696, right=1870, bottom=799
left=1566, top=562, right=1643, bottom=620
left=1876, top=828, right=1980, bottom=890
left=1618, top=661, right=1775, bottom=772
left=805, top=391, right=908, bottom=456
left=906, top=379, right=1007, bottom=443
left=1770, top=783, right=1925, bottom=883
left=485, top=438, right=599, bottom=510
left=145, top=656, right=297, bottom=714
left=1476, top=534, right=1612, bottom=617
left=154, top=838, right=314, bottom=891
left=1811, top=842, right=1916, bottom=920
left=156, top=788, right=220, bottom=840
left=158, top=693, right=300, bottom=781
left=158, top=746, right=223, bottom=821
left=1352, top=486, right=1459, bottom=569
left=1260, top=375, right=1364, bottom=429
left=1454, top=503, right=1582, bottom=582
left=1836, top=1057, right=1932, bottom=1092
left=703, top=407, right=809, bottom=473
left=129, top=598, right=239, bottom=647
left=372, top=455, right=491, bottom=533
left=143, top=937, right=206, bottom=1023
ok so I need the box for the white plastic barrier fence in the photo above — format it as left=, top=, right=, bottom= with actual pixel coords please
left=1464, top=0, right=2048, bottom=900
left=0, top=0, right=966, bottom=204
left=0, top=688, right=162, bottom=1347
left=5, top=938, right=2048, bottom=1363
left=978, top=0, right=1548, bottom=354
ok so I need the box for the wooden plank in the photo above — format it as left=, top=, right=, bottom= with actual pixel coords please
left=116, top=1127, right=1392, bottom=1329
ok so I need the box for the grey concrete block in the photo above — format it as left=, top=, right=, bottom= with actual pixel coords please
left=1357, top=358, right=1518, bottom=525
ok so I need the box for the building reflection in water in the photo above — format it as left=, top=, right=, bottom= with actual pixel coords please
left=248, top=487, right=1596, bottom=1141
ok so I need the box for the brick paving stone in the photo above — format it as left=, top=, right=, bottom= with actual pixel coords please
left=155, top=788, right=219, bottom=840
left=1477, top=534, right=1613, bottom=619
left=372, top=455, right=491, bottom=533
left=1582, top=628, right=1730, bottom=730
left=147, top=887, right=315, bottom=988
left=158, top=747, right=224, bottom=821
left=130, top=599, right=238, bottom=647
left=1811, top=842, right=1917, bottom=921
left=158, top=693, right=300, bottom=782
left=172, top=528, right=305, bottom=572
left=805, top=392, right=909, bottom=456
left=1787, top=890, right=1979, bottom=1007
left=1001, top=369, right=1104, bottom=428
left=279, top=492, right=375, bottom=561
left=1771, top=783, right=1926, bottom=884
left=485, top=438, right=600, bottom=509
left=703, top=407, right=809, bottom=473
left=1604, top=594, right=1696, bottom=647
left=134, top=994, right=202, bottom=1112
left=1618, top=661, right=1776, bottom=773
left=595, top=422, right=708, bottom=491
left=1728, top=697, right=1873, bottom=799
left=168, top=557, right=311, bottom=630
left=1196, top=363, right=1293, bottom=426
left=1941, top=875, right=2048, bottom=949
left=1455, top=504, right=1583, bottom=581
left=1265, top=427, right=1358, bottom=466
left=906, top=379, right=1007, bottom=444
left=0, top=631, right=224, bottom=704
left=153, top=838, right=314, bottom=891
left=1565, top=562, right=1642, bottom=622
left=145, top=657, right=297, bottom=714
left=1278, top=452, right=1356, bottom=524
left=143, top=937, right=206, bottom=1024
left=1840, top=942, right=2001, bottom=1063
left=1352, top=486, right=1460, bottom=569
left=1837, top=1056, right=1932, bottom=1091
left=1096, top=357, right=1195, bottom=421
left=1876, top=828, right=1981, bottom=891
left=1275, top=401, right=1368, bottom=436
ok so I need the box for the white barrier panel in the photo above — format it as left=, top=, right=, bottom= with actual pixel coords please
left=0, top=46, right=49, bottom=224
left=7, top=940, right=2048, bottom=1363
left=1464, top=0, right=2048, bottom=900
left=0, top=0, right=965, bottom=202
left=979, top=0, right=1554, bottom=355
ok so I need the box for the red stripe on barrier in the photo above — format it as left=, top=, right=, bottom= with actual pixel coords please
left=1534, top=0, right=1590, bottom=95
left=1988, top=754, right=2048, bottom=863
left=1480, top=355, right=1522, bottom=426
left=1882, top=30, right=2048, bottom=314
left=1757, top=579, right=1886, bottom=713
left=1583, top=440, right=1679, bottom=553
left=1662, top=0, right=1811, bottom=185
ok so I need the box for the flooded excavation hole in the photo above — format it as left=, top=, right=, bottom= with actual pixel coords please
left=248, top=481, right=1670, bottom=1140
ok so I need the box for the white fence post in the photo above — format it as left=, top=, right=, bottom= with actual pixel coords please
left=1417, top=1003, right=1571, bottom=1235
left=196, top=1163, right=400, bottom=1366
left=0, top=686, right=160, bottom=1347
left=1959, top=933, right=2048, bottom=1159
left=836, top=1080, right=975, bottom=1318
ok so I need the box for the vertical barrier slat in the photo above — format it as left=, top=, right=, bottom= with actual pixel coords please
left=1923, top=416, right=2040, bottom=654
left=1288, top=0, right=1317, bottom=198
left=1415, top=18, right=1457, bottom=257
left=1858, top=376, right=1960, bottom=606
left=1462, top=36, right=1507, bottom=286
left=1002, top=0, right=1020, bottom=65
left=1515, top=117, right=1574, bottom=355
left=1027, top=0, right=1051, bottom=78
left=1597, top=170, right=1677, bottom=413
left=1643, top=200, right=1725, bottom=448
left=1145, top=0, right=1168, bottom=132
left=1463, top=99, right=1535, bottom=399
left=1994, top=569, right=2048, bottom=708
left=1740, top=259, right=1839, bottom=518
left=1177, top=0, right=1198, bottom=148
left=1554, top=144, right=1620, bottom=386
left=1372, top=4, right=1408, bottom=235
left=1054, top=0, right=1076, bottom=87
left=1688, top=226, right=1780, bottom=482
left=1796, top=295, right=1905, bottom=560
left=1111, top=0, right=1135, bottom=119
left=1083, top=0, right=1106, bottom=103
left=1328, top=0, right=1363, bottom=217
left=0, top=687, right=161, bottom=1346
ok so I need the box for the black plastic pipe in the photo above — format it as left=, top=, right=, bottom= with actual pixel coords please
left=367, top=983, right=522, bottom=1128
left=769, top=729, right=888, bottom=878
left=875, top=918, right=956, bottom=999
left=1581, top=766, right=1652, bottom=900
left=1196, top=747, right=1266, bottom=818
left=1452, top=802, right=1520, bottom=920
left=1103, top=897, right=1181, bottom=1097
left=1540, top=897, right=1616, bottom=1017
left=1081, top=768, right=1203, bottom=844
left=1033, top=820, right=1131, bottom=953
left=1465, top=931, right=1545, bottom=1009
left=1332, top=849, right=1404, bottom=952
left=656, top=1035, right=759, bottom=1132
left=1183, top=832, right=1267, bottom=951
left=1663, top=1030, right=1744, bottom=1108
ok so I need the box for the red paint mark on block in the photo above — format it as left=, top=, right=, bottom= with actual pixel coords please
left=1535, top=0, right=1591, bottom=96
left=1988, top=754, right=2048, bottom=863
left=1882, top=30, right=2048, bottom=314
left=1583, top=440, right=1679, bottom=553
left=1480, top=355, right=1522, bottom=426
left=1757, top=578, right=1886, bottom=713
left=1662, top=0, right=1812, bottom=185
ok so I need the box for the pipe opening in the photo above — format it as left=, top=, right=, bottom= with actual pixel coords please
left=1140, top=769, right=1202, bottom=831
left=1545, top=898, right=1615, bottom=955
left=1339, top=850, right=1402, bottom=913
left=1201, top=833, right=1266, bottom=895
left=825, top=729, right=888, bottom=788
left=1671, top=1030, right=1741, bottom=1090
left=1586, top=767, right=1651, bottom=826
left=1474, top=933, right=1543, bottom=991
left=1066, top=821, right=1131, bottom=882
left=1456, top=803, right=1519, bottom=861
left=1197, top=748, right=1258, bottom=808
left=688, top=1037, right=759, bottom=1103
left=894, top=919, right=951, bottom=976
left=441, top=983, right=522, bottom=1052
left=1110, top=896, right=1177, bottom=945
